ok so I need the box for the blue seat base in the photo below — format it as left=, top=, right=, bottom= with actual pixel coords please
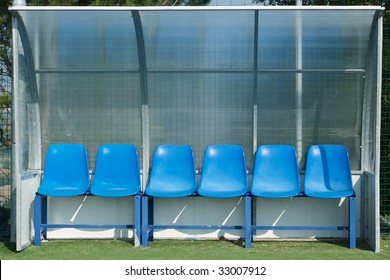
left=37, top=185, right=90, bottom=197
left=90, top=186, right=140, bottom=197
left=304, top=190, right=355, bottom=199
left=145, top=187, right=196, bottom=198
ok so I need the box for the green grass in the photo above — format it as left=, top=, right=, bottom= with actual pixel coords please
left=1, top=239, right=390, bottom=260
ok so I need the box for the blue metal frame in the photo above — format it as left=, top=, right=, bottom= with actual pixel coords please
left=34, top=192, right=356, bottom=248
left=244, top=193, right=357, bottom=249
left=34, top=193, right=141, bottom=246
left=141, top=195, right=247, bottom=247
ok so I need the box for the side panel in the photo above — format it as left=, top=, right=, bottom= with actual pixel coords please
left=16, top=173, right=38, bottom=251
left=12, top=15, right=40, bottom=251
left=364, top=172, right=379, bottom=251
left=373, top=14, right=383, bottom=253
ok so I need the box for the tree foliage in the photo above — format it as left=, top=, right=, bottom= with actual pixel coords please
left=0, top=1, right=12, bottom=95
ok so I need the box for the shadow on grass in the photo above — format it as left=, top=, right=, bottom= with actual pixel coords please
left=2, top=238, right=386, bottom=261
left=321, top=239, right=373, bottom=251
left=0, top=238, right=373, bottom=252
left=0, top=238, right=137, bottom=255
left=0, top=239, right=16, bottom=252
left=218, top=236, right=246, bottom=247
left=217, top=236, right=373, bottom=251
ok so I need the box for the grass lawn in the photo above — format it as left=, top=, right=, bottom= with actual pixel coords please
left=1, top=238, right=390, bottom=260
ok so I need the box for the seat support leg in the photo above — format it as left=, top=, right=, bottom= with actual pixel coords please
left=349, top=195, right=356, bottom=249
left=141, top=196, right=149, bottom=247
left=245, top=195, right=252, bottom=249
left=41, top=196, right=48, bottom=240
left=34, top=195, right=42, bottom=246
left=134, top=195, right=141, bottom=247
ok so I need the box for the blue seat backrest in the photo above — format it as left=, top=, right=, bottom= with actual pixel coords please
left=251, top=145, right=300, bottom=198
left=198, top=145, right=248, bottom=198
left=304, top=145, right=354, bottom=198
left=38, top=144, right=90, bottom=196
left=91, top=144, right=141, bottom=197
left=145, top=145, right=197, bottom=198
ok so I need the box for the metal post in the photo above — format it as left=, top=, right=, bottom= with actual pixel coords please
left=253, top=11, right=259, bottom=155
left=374, top=12, right=383, bottom=253
left=11, top=16, right=20, bottom=245
left=132, top=11, right=150, bottom=192
left=296, top=0, right=303, bottom=164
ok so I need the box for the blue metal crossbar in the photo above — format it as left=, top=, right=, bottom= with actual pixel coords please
left=149, top=225, right=244, bottom=230
left=250, top=226, right=350, bottom=231
left=41, top=224, right=135, bottom=229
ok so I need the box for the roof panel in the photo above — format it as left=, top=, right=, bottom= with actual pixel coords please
left=14, top=7, right=380, bottom=72
left=18, top=10, right=139, bottom=71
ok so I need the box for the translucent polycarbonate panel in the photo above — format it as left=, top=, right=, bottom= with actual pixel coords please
left=257, top=10, right=375, bottom=70
left=18, top=11, right=139, bottom=71
left=256, top=72, right=363, bottom=169
left=302, top=11, right=374, bottom=69
left=38, top=73, right=142, bottom=169
left=13, top=7, right=380, bottom=173
left=256, top=73, right=297, bottom=148
left=258, top=11, right=297, bottom=69
left=302, top=73, right=364, bottom=170
left=148, top=73, right=254, bottom=169
left=141, top=10, right=254, bottom=70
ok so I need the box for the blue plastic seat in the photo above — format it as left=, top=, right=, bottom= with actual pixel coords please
left=37, top=144, right=90, bottom=197
left=304, top=145, right=354, bottom=198
left=145, top=145, right=197, bottom=198
left=198, top=145, right=248, bottom=198
left=90, top=144, right=141, bottom=197
left=251, top=145, right=300, bottom=198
